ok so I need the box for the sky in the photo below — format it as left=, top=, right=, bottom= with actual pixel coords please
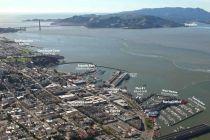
left=0, top=0, right=210, bottom=14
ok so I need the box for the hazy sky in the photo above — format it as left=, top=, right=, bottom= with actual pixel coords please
left=0, top=0, right=210, bottom=14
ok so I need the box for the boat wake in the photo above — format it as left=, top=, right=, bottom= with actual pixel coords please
left=120, top=42, right=210, bottom=73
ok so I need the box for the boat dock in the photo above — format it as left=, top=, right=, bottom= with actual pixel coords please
left=111, top=72, right=129, bottom=87
left=158, top=96, right=206, bottom=126
left=106, top=71, right=121, bottom=85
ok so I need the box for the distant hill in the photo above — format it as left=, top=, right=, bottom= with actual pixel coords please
left=120, top=7, right=210, bottom=24
left=52, top=14, right=183, bottom=29
left=52, top=7, right=210, bottom=29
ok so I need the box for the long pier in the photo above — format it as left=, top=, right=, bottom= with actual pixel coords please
left=60, top=61, right=128, bottom=72
left=155, top=124, right=210, bottom=140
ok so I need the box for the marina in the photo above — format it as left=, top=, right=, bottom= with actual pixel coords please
left=158, top=96, right=206, bottom=127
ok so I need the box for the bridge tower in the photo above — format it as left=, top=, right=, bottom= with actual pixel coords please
left=39, top=20, right=41, bottom=31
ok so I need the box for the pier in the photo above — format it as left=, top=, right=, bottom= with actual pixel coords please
left=60, top=61, right=128, bottom=72
left=155, top=124, right=210, bottom=140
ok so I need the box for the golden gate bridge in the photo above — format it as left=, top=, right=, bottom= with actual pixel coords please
left=3, top=20, right=57, bottom=31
